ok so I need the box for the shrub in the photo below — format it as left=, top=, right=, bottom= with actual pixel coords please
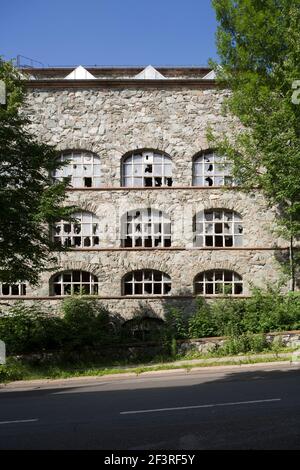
left=164, top=307, right=189, bottom=340
left=219, top=333, right=269, bottom=356
left=164, top=289, right=300, bottom=341
left=188, top=298, right=217, bottom=338
left=0, top=302, right=65, bottom=354
left=61, top=297, right=112, bottom=351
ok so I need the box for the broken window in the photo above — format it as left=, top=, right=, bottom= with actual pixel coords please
left=194, top=270, right=243, bottom=296
left=0, top=283, right=26, bottom=296
left=121, top=208, right=172, bottom=248
left=122, top=151, right=173, bottom=187
left=84, top=177, right=92, bottom=188
left=53, top=151, right=102, bottom=188
left=123, top=270, right=171, bottom=296
left=193, top=152, right=235, bottom=186
left=194, top=210, right=243, bottom=247
left=53, top=211, right=101, bottom=248
left=51, top=270, right=99, bottom=296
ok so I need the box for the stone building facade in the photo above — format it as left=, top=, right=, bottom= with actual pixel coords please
left=0, top=65, right=291, bottom=319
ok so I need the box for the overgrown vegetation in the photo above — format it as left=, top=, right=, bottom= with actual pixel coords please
left=0, top=288, right=299, bottom=353
left=210, top=0, right=300, bottom=289
left=0, top=289, right=299, bottom=383
left=165, top=290, right=300, bottom=340
left=0, top=59, right=74, bottom=284
left=0, top=299, right=118, bottom=356
left=0, top=353, right=291, bottom=384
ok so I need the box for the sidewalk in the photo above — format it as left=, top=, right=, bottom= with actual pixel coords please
left=0, top=351, right=298, bottom=392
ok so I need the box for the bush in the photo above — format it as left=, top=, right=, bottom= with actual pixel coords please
left=61, top=297, right=112, bottom=351
left=0, top=298, right=115, bottom=355
left=0, top=303, right=65, bottom=354
left=188, top=298, right=217, bottom=338
left=219, top=333, right=269, bottom=356
left=0, top=289, right=299, bottom=358
left=163, top=289, right=300, bottom=341
left=165, top=307, right=189, bottom=339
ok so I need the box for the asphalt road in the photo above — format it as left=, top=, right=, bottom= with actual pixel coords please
left=0, top=363, right=300, bottom=450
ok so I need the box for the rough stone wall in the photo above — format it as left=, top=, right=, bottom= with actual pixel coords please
left=24, top=87, right=231, bottom=186
left=178, top=331, right=300, bottom=354
left=0, top=83, right=290, bottom=318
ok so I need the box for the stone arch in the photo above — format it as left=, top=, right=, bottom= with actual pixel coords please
left=49, top=261, right=101, bottom=277
left=192, top=148, right=216, bottom=162
left=121, top=316, right=165, bottom=341
left=120, top=259, right=171, bottom=278
left=56, top=146, right=100, bottom=155
left=74, top=201, right=100, bottom=215
left=190, top=260, right=246, bottom=281
left=195, top=206, right=243, bottom=218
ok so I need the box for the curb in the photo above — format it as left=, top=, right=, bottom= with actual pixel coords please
left=0, top=359, right=297, bottom=392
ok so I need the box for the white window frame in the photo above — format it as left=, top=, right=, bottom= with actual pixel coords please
left=194, top=270, right=243, bottom=295
left=123, top=270, right=171, bottom=296
left=0, top=283, right=26, bottom=296
left=53, top=151, right=102, bottom=188
left=194, top=210, right=243, bottom=247
left=53, top=212, right=101, bottom=248
left=51, top=271, right=99, bottom=296
left=193, top=152, right=234, bottom=186
left=121, top=208, right=172, bottom=248
left=122, top=151, right=173, bottom=187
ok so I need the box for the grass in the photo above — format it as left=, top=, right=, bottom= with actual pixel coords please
left=0, top=350, right=295, bottom=384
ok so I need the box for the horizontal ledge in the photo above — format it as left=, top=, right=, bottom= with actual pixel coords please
left=177, top=329, right=300, bottom=343
left=56, top=247, right=291, bottom=252
left=20, top=67, right=213, bottom=74
left=24, top=79, right=218, bottom=89
left=0, top=295, right=251, bottom=300
left=65, top=186, right=248, bottom=191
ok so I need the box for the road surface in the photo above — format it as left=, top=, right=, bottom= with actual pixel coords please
left=0, top=363, right=300, bottom=449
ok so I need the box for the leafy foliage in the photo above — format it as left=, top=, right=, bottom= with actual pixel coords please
left=0, top=298, right=113, bottom=355
left=0, top=59, right=75, bottom=284
left=210, top=0, right=300, bottom=288
left=166, top=289, right=300, bottom=339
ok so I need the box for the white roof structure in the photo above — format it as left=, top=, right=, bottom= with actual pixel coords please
left=134, top=65, right=166, bottom=80
left=202, top=70, right=216, bottom=80
left=64, top=66, right=96, bottom=80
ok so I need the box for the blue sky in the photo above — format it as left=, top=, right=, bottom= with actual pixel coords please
left=1, top=0, right=218, bottom=67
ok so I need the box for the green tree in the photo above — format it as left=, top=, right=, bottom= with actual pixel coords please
left=0, top=59, right=74, bottom=284
left=210, top=0, right=300, bottom=290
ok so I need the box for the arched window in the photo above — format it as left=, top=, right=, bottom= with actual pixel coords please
left=194, top=210, right=243, bottom=247
left=192, top=151, right=233, bottom=186
left=53, top=151, right=102, bottom=188
left=194, top=270, right=243, bottom=295
left=121, top=208, right=171, bottom=248
left=122, top=150, right=172, bottom=187
left=0, top=283, right=26, bottom=296
left=123, top=270, right=171, bottom=295
left=51, top=270, right=99, bottom=296
left=53, top=212, right=101, bottom=248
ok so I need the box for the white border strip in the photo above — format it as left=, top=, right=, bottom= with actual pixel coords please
left=121, top=398, right=281, bottom=415
left=0, top=418, right=39, bottom=425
